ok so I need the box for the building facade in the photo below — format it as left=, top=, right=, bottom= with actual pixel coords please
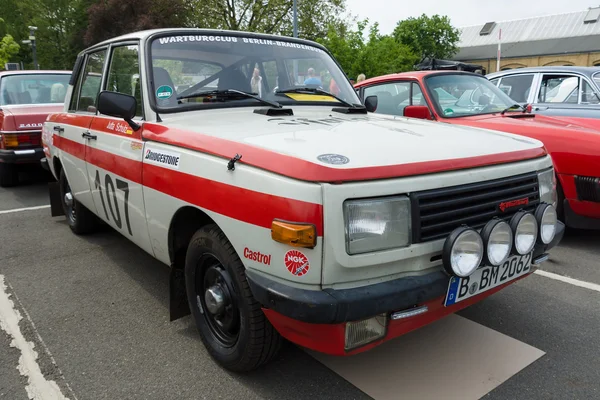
left=454, top=7, right=600, bottom=73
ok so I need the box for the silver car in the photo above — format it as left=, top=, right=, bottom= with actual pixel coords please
left=486, top=66, right=600, bottom=118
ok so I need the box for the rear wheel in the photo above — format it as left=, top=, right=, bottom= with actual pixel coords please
left=185, top=224, right=282, bottom=372
left=59, top=168, right=98, bottom=234
left=0, top=164, right=18, bottom=187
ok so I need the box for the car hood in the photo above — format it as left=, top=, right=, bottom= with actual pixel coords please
left=1, top=104, right=64, bottom=131
left=144, top=107, right=546, bottom=182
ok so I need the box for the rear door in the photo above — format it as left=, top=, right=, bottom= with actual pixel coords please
left=84, top=42, right=154, bottom=255
left=50, top=48, right=107, bottom=210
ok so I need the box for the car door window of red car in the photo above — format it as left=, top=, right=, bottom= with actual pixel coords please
left=538, top=75, right=579, bottom=104
left=363, top=82, right=410, bottom=116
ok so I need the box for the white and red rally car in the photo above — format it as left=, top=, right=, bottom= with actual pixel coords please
left=42, top=28, right=564, bottom=372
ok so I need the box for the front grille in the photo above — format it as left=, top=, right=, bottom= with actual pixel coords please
left=411, top=172, right=540, bottom=243
left=575, top=176, right=600, bottom=202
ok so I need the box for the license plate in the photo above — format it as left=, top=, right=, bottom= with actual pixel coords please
left=444, top=252, right=533, bottom=307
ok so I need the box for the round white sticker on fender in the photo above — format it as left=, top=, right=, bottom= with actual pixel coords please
left=284, top=250, right=310, bottom=277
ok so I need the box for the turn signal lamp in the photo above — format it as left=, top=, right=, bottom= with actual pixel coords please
left=2, top=134, right=18, bottom=148
left=271, top=220, right=316, bottom=248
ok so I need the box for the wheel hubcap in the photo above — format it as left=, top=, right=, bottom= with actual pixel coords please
left=64, top=192, right=73, bottom=207
left=196, top=257, right=240, bottom=347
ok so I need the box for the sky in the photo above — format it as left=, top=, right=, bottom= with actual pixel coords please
left=343, top=0, right=600, bottom=34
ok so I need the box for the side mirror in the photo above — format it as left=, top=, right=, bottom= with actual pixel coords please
left=364, top=95, right=378, bottom=112
left=97, top=91, right=141, bottom=131
left=403, top=105, right=432, bottom=120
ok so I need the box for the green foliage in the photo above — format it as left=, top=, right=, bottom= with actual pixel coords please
left=393, top=14, right=460, bottom=61
left=318, top=20, right=418, bottom=81
left=0, top=33, right=20, bottom=67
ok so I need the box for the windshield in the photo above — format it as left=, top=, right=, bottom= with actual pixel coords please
left=0, top=74, right=70, bottom=106
left=148, top=33, right=360, bottom=111
left=425, top=74, right=518, bottom=117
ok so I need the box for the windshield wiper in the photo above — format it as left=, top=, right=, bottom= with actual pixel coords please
left=500, top=103, right=525, bottom=115
left=275, top=87, right=364, bottom=109
left=177, top=89, right=282, bottom=108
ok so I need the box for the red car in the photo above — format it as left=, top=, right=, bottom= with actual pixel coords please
left=355, top=71, right=600, bottom=230
left=0, top=70, right=71, bottom=186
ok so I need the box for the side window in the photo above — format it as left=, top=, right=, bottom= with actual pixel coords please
left=489, top=78, right=500, bottom=86
left=496, top=74, right=534, bottom=103
left=411, top=83, right=424, bottom=105
left=71, top=50, right=106, bottom=113
left=538, top=75, right=579, bottom=104
left=364, top=82, right=410, bottom=116
left=581, top=80, right=600, bottom=104
left=106, top=45, right=143, bottom=117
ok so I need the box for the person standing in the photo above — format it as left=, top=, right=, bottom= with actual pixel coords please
left=250, top=67, right=263, bottom=96
left=303, top=68, right=322, bottom=86
left=357, top=73, right=366, bottom=83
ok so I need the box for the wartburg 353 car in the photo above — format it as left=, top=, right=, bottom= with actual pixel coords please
left=42, top=28, right=565, bottom=372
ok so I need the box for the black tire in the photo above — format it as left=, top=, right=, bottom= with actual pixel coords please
left=0, top=163, right=18, bottom=187
left=185, top=224, right=282, bottom=372
left=59, top=168, right=98, bottom=234
left=556, top=178, right=566, bottom=223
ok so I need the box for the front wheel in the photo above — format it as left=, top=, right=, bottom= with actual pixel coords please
left=185, top=224, right=282, bottom=372
left=59, top=169, right=98, bottom=234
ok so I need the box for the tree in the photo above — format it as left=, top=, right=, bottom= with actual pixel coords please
left=0, top=33, right=20, bottom=68
left=317, top=19, right=367, bottom=79
left=84, top=0, right=192, bottom=46
left=393, top=14, right=460, bottom=62
left=189, top=0, right=346, bottom=41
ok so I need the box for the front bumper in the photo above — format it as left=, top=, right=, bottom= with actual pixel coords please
left=248, top=221, right=565, bottom=355
left=0, top=147, right=44, bottom=164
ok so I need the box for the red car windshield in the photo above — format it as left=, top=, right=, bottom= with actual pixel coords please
left=425, top=74, right=518, bottom=118
left=0, top=74, right=70, bottom=106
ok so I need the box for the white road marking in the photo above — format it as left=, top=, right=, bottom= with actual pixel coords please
left=0, top=205, right=51, bottom=215
left=534, top=269, right=600, bottom=293
left=0, top=275, right=69, bottom=400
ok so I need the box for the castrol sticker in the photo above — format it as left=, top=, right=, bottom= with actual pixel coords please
left=284, top=250, right=310, bottom=277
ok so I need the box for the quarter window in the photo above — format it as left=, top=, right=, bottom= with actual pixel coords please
left=581, top=79, right=600, bottom=104
left=71, top=50, right=106, bottom=113
left=106, top=45, right=143, bottom=117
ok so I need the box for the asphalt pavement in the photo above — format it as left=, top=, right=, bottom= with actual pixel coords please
left=0, top=170, right=599, bottom=400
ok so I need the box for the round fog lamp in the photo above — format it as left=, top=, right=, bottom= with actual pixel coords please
left=481, top=219, right=513, bottom=266
left=443, top=226, right=484, bottom=277
left=510, top=211, right=538, bottom=255
left=535, top=204, right=557, bottom=244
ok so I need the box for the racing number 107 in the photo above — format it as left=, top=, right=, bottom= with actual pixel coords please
left=94, top=170, right=132, bottom=236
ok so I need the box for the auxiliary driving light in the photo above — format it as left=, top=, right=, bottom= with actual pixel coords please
left=344, top=314, right=387, bottom=351
left=509, top=211, right=538, bottom=255
left=481, top=219, right=513, bottom=266
left=534, top=203, right=557, bottom=245
left=442, top=226, right=484, bottom=277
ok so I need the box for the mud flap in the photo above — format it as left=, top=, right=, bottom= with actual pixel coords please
left=48, top=181, right=65, bottom=217
left=169, top=266, right=190, bottom=321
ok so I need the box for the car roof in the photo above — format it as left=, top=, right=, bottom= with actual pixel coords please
left=355, top=70, right=484, bottom=87
left=86, top=28, right=327, bottom=53
left=487, top=66, right=600, bottom=79
left=0, top=70, right=71, bottom=77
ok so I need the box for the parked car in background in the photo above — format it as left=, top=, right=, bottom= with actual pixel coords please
left=486, top=67, right=600, bottom=128
left=354, top=71, right=600, bottom=230
left=0, top=70, right=71, bottom=186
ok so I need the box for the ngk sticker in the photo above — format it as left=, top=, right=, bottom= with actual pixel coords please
left=284, top=250, right=310, bottom=277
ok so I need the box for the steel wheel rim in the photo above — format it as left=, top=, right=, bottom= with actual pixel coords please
left=63, top=179, right=76, bottom=223
left=195, top=254, right=240, bottom=347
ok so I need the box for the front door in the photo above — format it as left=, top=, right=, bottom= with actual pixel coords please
left=84, top=43, right=154, bottom=255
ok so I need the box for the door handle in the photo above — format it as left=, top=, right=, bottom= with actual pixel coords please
left=53, top=125, right=64, bottom=133
left=82, top=131, right=97, bottom=140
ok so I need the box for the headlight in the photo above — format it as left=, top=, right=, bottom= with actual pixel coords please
left=510, top=211, right=538, bottom=255
left=481, top=219, right=513, bottom=266
left=535, top=203, right=557, bottom=244
left=442, top=226, right=484, bottom=277
left=538, top=168, right=557, bottom=208
left=344, top=196, right=411, bottom=255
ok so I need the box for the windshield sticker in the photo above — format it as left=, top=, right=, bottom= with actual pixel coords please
left=156, top=35, right=325, bottom=54
left=144, top=148, right=181, bottom=169
left=284, top=250, right=310, bottom=277
left=284, top=93, right=340, bottom=102
left=156, top=85, right=173, bottom=100
left=444, top=108, right=454, bottom=115
left=317, top=154, right=349, bottom=165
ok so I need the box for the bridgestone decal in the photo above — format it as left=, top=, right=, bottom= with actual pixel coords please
left=144, top=148, right=181, bottom=169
